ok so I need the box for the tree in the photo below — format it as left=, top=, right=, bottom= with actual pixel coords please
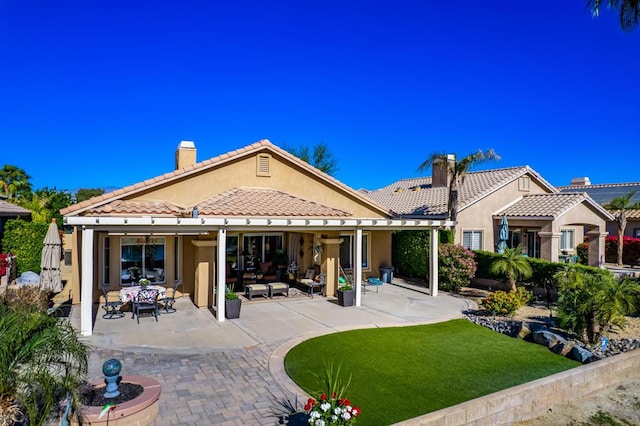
left=0, top=165, right=32, bottom=200
left=283, top=142, right=339, bottom=175
left=0, top=296, right=89, bottom=426
left=74, top=188, right=105, bottom=203
left=417, top=149, right=500, bottom=225
left=489, top=245, right=533, bottom=292
left=554, top=266, right=639, bottom=342
left=587, top=0, right=640, bottom=31
left=603, top=189, right=640, bottom=266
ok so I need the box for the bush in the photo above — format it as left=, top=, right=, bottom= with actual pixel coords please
left=0, top=253, right=7, bottom=276
left=438, top=244, right=477, bottom=293
left=0, top=285, right=49, bottom=311
left=605, top=236, right=640, bottom=266
left=392, top=230, right=430, bottom=277
left=1, top=219, right=49, bottom=275
left=482, top=288, right=532, bottom=316
left=576, top=242, right=588, bottom=264
left=473, top=250, right=503, bottom=280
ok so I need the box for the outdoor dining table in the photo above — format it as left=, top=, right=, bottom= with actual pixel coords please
left=119, top=285, right=167, bottom=303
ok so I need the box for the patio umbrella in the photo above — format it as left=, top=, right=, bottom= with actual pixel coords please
left=497, top=214, right=509, bottom=254
left=39, top=218, right=63, bottom=293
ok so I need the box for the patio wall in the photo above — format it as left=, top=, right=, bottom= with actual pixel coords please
left=395, top=348, right=640, bottom=426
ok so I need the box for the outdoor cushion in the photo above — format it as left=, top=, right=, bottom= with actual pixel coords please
left=245, top=284, right=268, bottom=300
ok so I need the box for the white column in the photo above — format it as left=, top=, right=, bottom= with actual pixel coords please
left=216, top=228, right=226, bottom=322
left=429, top=228, right=439, bottom=297
left=355, top=228, right=363, bottom=307
left=80, top=227, right=94, bottom=336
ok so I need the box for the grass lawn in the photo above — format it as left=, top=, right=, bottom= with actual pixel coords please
left=285, top=319, right=580, bottom=425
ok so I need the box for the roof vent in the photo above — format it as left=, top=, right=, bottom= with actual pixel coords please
left=570, top=177, right=591, bottom=186
left=256, top=153, right=271, bottom=177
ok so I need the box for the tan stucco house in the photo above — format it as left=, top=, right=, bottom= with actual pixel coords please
left=559, top=179, right=640, bottom=239
left=62, top=140, right=451, bottom=336
left=364, top=162, right=613, bottom=265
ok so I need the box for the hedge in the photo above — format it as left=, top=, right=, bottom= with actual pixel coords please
left=391, top=229, right=455, bottom=277
left=1, top=219, right=49, bottom=275
left=604, top=236, right=640, bottom=266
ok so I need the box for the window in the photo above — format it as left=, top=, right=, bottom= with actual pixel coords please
left=120, top=237, right=166, bottom=284
left=339, top=233, right=369, bottom=270
left=560, top=230, right=574, bottom=251
left=462, top=230, right=483, bottom=251
left=635, top=228, right=640, bottom=238
left=243, top=233, right=283, bottom=267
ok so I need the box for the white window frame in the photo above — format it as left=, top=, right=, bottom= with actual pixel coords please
left=462, top=230, right=483, bottom=251
left=560, top=229, right=574, bottom=251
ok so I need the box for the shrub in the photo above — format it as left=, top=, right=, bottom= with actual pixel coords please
left=576, top=242, right=588, bottom=264
left=482, top=288, right=532, bottom=316
left=0, top=285, right=50, bottom=311
left=605, top=236, right=640, bottom=266
left=438, top=244, right=476, bottom=293
left=0, top=253, right=6, bottom=276
left=1, top=219, right=49, bottom=275
left=392, top=230, right=430, bottom=277
left=473, top=250, right=503, bottom=280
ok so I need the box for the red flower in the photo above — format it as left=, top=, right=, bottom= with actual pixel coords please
left=304, top=403, right=311, bottom=411
left=307, top=397, right=316, bottom=406
left=320, top=393, right=327, bottom=401
left=344, top=399, right=351, bottom=406
left=338, top=397, right=346, bottom=405
left=352, top=407, right=360, bottom=416
left=332, top=392, right=337, bottom=398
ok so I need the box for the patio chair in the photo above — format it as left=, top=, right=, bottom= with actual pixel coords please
left=132, top=288, right=159, bottom=324
left=101, top=286, right=125, bottom=319
left=161, top=279, right=182, bottom=314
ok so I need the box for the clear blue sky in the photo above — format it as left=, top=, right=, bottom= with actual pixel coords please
left=1, top=1, right=638, bottom=195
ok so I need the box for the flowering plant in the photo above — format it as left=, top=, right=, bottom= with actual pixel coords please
left=138, top=278, right=150, bottom=286
left=304, top=363, right=360, bottom=425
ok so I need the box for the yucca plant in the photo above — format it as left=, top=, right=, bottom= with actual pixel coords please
left=0, top=302, right=89, bottom=425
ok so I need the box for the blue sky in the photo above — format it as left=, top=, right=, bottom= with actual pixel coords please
left=1, top=1, right=638, bottom=195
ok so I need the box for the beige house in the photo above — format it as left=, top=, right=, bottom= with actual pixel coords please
left=364, top=163, right=613, bottom=265
left=62, top=140, right=451, bottom=336
left=559, top=179, right=640, bottom=239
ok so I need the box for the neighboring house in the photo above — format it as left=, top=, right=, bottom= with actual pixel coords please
left=363, top=163, right=613, bottom=265
left=0, top=196, right=31, bottom=252
left=62, top=140, right=450, bottom=336
left=558, top=179, right=640, bottom=239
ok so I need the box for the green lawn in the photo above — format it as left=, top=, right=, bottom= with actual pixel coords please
left=284, top=319, right=580, bottom=425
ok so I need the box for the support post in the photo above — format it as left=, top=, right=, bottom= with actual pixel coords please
left=216, top=229, right=226, bottom=322
left=80, top=227, right=94, bottom=336
left=429, top=228, right=439, bottom=297
left=355, top=228, right=363, bottom=307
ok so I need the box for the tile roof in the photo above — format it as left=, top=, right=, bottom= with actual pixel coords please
left=496, top=192, right=613, bottom=220
left=363, top=166, right=554, bottom=217
left=0, top=199, right=31, bottom=217
left=197, top=187, right=351, bottom=217
left=62, top=139, right=390, bottom=217
left=85, top=200, right=187, bottom=216
left=558, top=182, right=640, bottom=205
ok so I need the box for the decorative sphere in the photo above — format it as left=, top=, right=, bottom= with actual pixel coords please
left=102, top=358, right=122, bottom=377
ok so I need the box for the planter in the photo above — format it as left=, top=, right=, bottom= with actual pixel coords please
left=337, top=289, right=355, bottom=307
left=225, top=299, right=242, bottom=319
left=70, top=375, right=160, bottom=426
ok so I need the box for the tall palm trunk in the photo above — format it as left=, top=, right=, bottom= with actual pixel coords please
left=617, top=212, right=626, bottom=266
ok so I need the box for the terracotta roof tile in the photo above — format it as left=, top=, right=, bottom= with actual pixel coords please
left=364, top=166, right=551, bottom=217
left=197, top=187, right=351, bottom=217
left=497, top=193, right=589, bottom=218
left=85, top=200, right=187, bottom=216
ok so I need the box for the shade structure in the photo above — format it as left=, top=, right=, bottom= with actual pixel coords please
left=497, top=214, right=509, bottom=254
left=39, top=218, right=63, bottom=293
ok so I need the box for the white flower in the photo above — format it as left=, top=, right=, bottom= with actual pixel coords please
left=341, top=411, right=352, bottom=421
left=333, top=407, right=342, bottom=415
left=345, top=405, right=352, bottom=412
left=310, top=410, right=321, bottom=419
left=331, top=415, right=338, bottom=422
left=315, top=420, right=325, bottom=426
left=320, top=402, right=331, bottom=412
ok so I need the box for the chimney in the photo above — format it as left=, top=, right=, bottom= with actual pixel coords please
left=175, top=140, right=196, bottom=170
left=432, top=154, right=455, bottom=188
left=570, top=177, right=591, bottom=186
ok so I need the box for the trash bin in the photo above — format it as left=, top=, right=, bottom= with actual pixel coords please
left=380, top=266, right=394, bottom=283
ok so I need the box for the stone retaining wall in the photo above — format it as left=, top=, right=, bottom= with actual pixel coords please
left=394, top=349, right=640, bottom=426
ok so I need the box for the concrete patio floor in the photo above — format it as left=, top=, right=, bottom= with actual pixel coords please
left=63, top=282, right=473, bottom=425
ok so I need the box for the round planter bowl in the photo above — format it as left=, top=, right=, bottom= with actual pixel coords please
left=71, top=375, right=161, bottom=426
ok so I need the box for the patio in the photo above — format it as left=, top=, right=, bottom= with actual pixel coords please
left=75, top=283, right=472, bottom=354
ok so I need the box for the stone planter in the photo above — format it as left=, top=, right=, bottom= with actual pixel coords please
left=70, top=375, right=160, bottom=426
left=225, top=299, right=242, bottom=319
left=337, top=289, right=354, bottom=307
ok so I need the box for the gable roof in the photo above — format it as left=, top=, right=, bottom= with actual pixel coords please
left=362, top=166, right=556, bottom=217
left=558, top=182, right=640, bottom=205
left=495, top=192, right=613, bottom=220
left=62, top=140, right=391, bottom=218
left=0, top=199, right=31, bottom=217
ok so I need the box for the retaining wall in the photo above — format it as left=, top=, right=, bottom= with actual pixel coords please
left=394, top=349, right=640, bottom=426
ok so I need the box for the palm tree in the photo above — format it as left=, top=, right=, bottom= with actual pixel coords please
left=283, top=142, right=339, bottom=175
left=603, top=190, right=640, bottom=266
left=0, top=165, right=32, bottom=200
left=0, top=301, right=89, bottom=426
left=417, top=149, right=500, bottom=225
left=587, top=0, right=640, bottom=31
left=490, top=245, right=533, bottom=292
